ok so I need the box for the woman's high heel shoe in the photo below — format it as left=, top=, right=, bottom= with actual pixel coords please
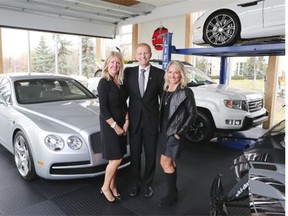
left=158, top=189, right=178, bottom=207
left=158, top=196, right=178, bottom=207
left=100, top=190, right=117, bottom=203
left=113, top=194, right=121, bottom=200
left=111, top=188, right=121, bottom=200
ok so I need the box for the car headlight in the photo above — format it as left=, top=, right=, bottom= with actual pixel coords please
left=224, top=100, right=248, bottom=111
left=45, top=135, right=64, bottom=151
left=67, top=136, right=83, bottom=150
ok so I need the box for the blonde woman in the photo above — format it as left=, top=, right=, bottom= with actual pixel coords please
left=97, top=51, right=129, bottom=203
left=158, top=60, right=197, bottom=206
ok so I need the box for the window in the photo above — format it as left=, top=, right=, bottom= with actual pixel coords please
left=235, top=62, right=244, bottom=76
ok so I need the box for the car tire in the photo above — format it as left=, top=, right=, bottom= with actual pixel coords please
left=203, top=10, right=240, bottom=47
left=13, top=131, right=37, bottom=181
left=185, top=110, right=215, bottom=143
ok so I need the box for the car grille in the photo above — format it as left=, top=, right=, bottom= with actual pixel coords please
left=90, top=132, right=102, bottom=153
left=252, top=163, right=277, bottom=171
left=49, top=157, right=130, bottom=175
left=248, top=99, right=263, bottom=112
left=50, top=161, right=106, bottom=174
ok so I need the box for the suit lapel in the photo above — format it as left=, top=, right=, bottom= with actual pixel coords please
left=133, top=66, right=142, bottom=97
left=144, top=66, right=155, bottom=96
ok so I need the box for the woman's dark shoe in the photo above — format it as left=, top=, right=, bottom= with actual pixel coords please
left=111, top=188, right=121, bottom=200
left=159, top=171, right=178, bottom=207
left=158, top=192, right=178, bottom=207
left=100, top=189, right=117, bottom=203
left=113, top=194, right=121, bottom=200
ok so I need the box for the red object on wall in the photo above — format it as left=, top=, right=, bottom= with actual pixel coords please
left=152, top=26, right=168, bottom=51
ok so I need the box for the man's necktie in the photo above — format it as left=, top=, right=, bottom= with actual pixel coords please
left=139, top=69, right=146, bottom=97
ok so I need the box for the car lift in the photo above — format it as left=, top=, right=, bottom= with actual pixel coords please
left=162, top=33, right=285, bottom=150
left=162, top=32, right=285, bottom=84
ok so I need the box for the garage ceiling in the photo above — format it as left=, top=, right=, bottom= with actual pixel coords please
left=0, top=0, right=232, bottom=38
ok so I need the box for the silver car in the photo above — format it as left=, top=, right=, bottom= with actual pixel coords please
left=0, top=73, right=130, bottom=180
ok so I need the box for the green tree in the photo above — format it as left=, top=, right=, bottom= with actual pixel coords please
left=243, top=57, right=267, bottom=79
left=54, top=35, right=72, bottom=75
left=81, top=37, right=95, bottom=77
left=243, top=56, right=267, bottom=89
left=31, top=36, right=54, bottom=72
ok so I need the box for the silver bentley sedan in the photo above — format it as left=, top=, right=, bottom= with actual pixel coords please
left=0, top=73, right=130, bottom=180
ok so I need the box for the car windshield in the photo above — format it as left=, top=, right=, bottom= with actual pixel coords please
left=185, top=66, right=216, bottom=86
left=261, top=120, right=285, bottom=139
left=15, top=78, right=96, bottom=104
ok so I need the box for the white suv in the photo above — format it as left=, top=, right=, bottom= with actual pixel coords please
left=87, top=60, right=268, bottom=143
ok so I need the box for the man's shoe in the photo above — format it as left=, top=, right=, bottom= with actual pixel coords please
left=129, top=185, right=140, bottom=197
left=144, top=186, right=153, bottom=198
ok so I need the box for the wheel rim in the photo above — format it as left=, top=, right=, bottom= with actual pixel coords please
left=14, top=135, right=31, bottom=177
left=186, top=118, right=208, bottom=142
left=205, top=14, right=236, bottom=46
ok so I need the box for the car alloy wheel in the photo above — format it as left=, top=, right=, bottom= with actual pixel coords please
left=185, top=111, right=215, bottom=143
left=203, top=11, right=240, bottom=47
left=14, top=131, right=37, bottom=180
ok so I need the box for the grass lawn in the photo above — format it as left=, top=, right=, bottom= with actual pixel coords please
left=214, top=78, right=265, bottom=92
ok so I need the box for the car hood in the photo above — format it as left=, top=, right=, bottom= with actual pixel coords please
left=243, top=119, right=285, bottom=164
left=16, top=99, right=100, bottom=131
left=194, top=84, right=263, bottom=100
left=244, top=136, right=285, bottom=165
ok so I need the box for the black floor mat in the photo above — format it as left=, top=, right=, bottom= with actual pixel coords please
left=0, top=140, right=250, bottom=216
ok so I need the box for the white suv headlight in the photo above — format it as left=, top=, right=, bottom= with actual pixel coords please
left=224, top=100, right=248, bottom=111
left=45, top=135, right=64, bottom=151
left=67, top=136, right=83, bottom=150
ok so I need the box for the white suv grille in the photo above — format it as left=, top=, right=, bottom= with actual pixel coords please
left=249, top=99, right=263, bottom=112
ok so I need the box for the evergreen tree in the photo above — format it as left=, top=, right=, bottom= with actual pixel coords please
left=54, top=35, right=72, bottom=75
left=32, top=36, right=54, bottom=72
left=81, top=37, right=95, bottom=77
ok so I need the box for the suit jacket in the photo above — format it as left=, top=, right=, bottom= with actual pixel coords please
left=124, top=65, right=165, bottom=135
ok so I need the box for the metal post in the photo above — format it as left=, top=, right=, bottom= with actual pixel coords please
left=219, top=56, right=227, bottom=84
left=162, top=32, right=172, bottom=71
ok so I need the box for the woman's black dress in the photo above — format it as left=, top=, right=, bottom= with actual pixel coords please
left=97, top=77, right=127, bottom=160
left=159, top=91, right=182, bottom=159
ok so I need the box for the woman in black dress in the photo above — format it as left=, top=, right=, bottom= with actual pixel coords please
left=97, top=51, right=129, bottom=203
left=158, top=60, right=197, bottom=207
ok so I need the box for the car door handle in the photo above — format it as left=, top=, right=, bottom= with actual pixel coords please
left=237, top=0, right=264, bottom=7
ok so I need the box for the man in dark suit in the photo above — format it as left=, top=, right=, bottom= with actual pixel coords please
left=123, top=43, right=165, bottom=198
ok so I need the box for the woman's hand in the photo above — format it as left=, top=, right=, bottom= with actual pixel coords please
left=114, top=124, right=125, bottom=136
left=123, top=120, right=129, bottom=135
left=174, top=134, right=181, bottom=140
